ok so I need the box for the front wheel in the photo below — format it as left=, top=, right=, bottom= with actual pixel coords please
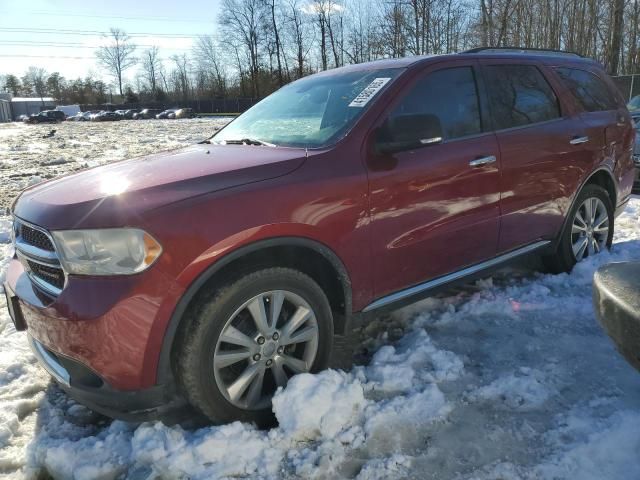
left=544, top=184, right=614, bottom=273
left=175, top=267, right=333, bottom=425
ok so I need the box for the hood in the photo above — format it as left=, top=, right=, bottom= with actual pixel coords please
left=14, top=144, right=306, bottom=230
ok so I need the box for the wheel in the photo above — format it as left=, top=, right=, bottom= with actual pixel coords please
left=175, top=267, right=333, bottom=425
left=544, top=184, right=613, bottom=273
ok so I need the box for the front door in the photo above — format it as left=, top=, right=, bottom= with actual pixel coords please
left=366, top=62, right=501, bottom=300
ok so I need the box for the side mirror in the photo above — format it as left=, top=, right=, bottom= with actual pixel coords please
left=375, top=113, right=444, bottom=154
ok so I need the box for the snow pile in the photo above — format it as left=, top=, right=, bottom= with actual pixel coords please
left=273, top=370, right=366, bottom=441
left=130, top=422, right=281, bottom=479
left=355, top=454, right=412, bottom=479
left=469, top=367, right=554, bottom=411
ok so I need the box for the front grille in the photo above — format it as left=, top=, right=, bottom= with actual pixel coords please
left=26, top=260, right=66, bottom=290
left=20, top=224, right=55, bottom=251
left=14, top=218, right=65, bottom=296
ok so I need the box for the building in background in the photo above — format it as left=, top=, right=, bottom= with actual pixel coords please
left=0, top=98, right=10, bottom=122
left=9, top=97, right=56, bottom=120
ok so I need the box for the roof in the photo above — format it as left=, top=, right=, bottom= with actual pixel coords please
left=312, top=50, right=598, bottom=78
left=11, top=97, right=55, bottom=102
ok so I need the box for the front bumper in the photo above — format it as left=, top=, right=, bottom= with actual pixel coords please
left=5, top=250, right=183, bottom=391
left=28, top=335, right=186, bottom=422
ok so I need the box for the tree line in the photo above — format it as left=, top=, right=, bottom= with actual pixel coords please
left=2, top=0, right=639, bottom=105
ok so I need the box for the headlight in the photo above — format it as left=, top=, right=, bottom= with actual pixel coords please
left=51, top=228, right=162, bottom=275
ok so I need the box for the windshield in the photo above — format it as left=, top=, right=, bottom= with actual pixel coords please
left=212, top=68, right=403, bottom=148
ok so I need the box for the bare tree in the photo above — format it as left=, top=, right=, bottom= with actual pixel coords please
left=170, top=54, right=191, bottom=101
left=194, top=36, right=227, bottom=95
left=608, top=0, right=624, bottom=74
left=22, top=66, right=48, bottom=106
left=141, top=46, right=162, bottom=95
left=96, top=28, right=137, bottom=97
left=220, top=0, right=265, bottom=97
left=266, top=0, right=286, bottom=85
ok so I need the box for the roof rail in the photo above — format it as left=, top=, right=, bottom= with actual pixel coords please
left=464, top=47, right=583, bottom=58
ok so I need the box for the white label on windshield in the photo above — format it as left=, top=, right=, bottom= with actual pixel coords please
left=349, top=77, right=391, bottom=108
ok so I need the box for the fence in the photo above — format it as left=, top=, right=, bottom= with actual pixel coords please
left=612, top=75, right=640, bottom=102
left=80, top=97, right=259, bottom=115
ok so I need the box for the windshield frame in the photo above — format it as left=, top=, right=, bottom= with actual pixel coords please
left=210, top=67, right=406, bottom=150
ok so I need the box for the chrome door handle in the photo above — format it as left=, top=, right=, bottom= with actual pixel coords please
left=570, top=136, right=589, bottom=145
left=469, top=155, right=497, bottom=167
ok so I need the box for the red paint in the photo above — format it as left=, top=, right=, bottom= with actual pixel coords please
left=7, top=53, right=635, bottom=392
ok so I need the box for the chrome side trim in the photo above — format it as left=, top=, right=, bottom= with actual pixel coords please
left=569, top=136, right=589, bottom=145
left=29, top=336, right=71, bottom=387
left=362, top=241, right=551, bottom=312
left=469, top=155, right=497, bottom=167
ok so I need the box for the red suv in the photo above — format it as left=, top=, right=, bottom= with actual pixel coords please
left=4, top=49, right=636, bottom=425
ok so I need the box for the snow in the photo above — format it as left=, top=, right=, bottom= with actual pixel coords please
left=273, top=370, right=366, bottom=441
left=1, top=120, right=640, bottom=479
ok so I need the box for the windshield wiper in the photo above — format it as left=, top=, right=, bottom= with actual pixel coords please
left=221, top=138, right=276, bottom=147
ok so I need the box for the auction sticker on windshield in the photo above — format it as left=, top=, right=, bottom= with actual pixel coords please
left=349, top=78, right=391, bottom=108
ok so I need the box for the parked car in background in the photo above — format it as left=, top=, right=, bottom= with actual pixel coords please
left=133, top=108, right=162, bottom=120
left=69, top=111, right=93, bottom=122
left=23, top=110, right=66, bottom=124
left=627, top=95, right=640, bottom=113
left=593, top=262, right=640, bottom=373
left=114, top=110, right=128, bottom=118
left=91, top=111, right=121, bottom=122
left=156, top=109, right=178, bottom=119
left=4, top=49, right=636, bottom=426
left=175, top=108, right=197, bottom=119
left=123, top=109, right=139, bottom=119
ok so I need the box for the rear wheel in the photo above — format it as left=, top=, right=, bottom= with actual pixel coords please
left=544, top=184, right=613, bottom=273
left=175, top=268, right=333, bottom=425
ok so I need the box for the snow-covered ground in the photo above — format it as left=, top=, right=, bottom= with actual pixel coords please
left=1, top=120, right=640, bottom=479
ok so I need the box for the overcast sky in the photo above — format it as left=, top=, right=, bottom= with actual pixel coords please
left=0, top=0, right=222, bottom=87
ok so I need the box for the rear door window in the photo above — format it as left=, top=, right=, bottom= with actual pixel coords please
left=388, top=66, right=482, bottom=140
left=554, top=67, right=619, bottom=112
left=484, top=65, right=561, bottom=130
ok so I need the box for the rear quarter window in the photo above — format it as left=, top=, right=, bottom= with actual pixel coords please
left=554, top=67, right=619, bottom=112
left=484, top=65, right=561, bottom=130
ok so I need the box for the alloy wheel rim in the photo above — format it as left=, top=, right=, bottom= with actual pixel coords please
left=213, top=290, right=319, bottom=410
left=571, top=197, right=609, bottom=261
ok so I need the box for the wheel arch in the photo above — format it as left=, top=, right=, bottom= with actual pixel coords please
left=157, top=236, right=353, bottom=385
left=554, top=167, right=617, bottom=248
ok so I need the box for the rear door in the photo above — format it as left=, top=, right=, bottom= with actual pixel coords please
left=480, top=61, right=593, bottom=252
left=366, top=61, right=502, bottom=299
left=553, top=66, right=636, bottom=202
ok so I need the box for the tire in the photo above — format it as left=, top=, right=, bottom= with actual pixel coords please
left=175, top=267, right=334, bottom=426
left=544, top=184, right=614, bottom=273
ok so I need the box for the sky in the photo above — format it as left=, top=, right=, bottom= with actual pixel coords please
left=0, top=0, right=222, bottom=88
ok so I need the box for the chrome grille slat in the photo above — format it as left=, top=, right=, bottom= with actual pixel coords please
left=13, top=217, right=66, bottom=296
